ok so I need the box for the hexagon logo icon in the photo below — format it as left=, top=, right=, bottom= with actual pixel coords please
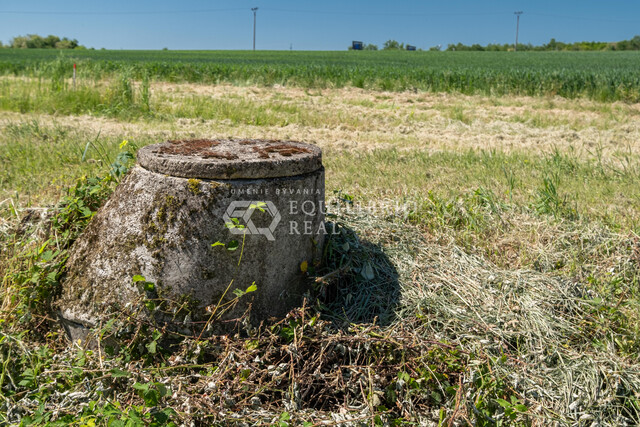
left=223, top=200, right=281, bottom=241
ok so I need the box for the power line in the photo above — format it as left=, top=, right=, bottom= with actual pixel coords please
left=262, top=8, right=510, bottom=18
left=0, top=8, right=510, bottom=18
left=0, top=7, right=638, bottom=24
left=526, top=12, right=640, bottom=24
left=0, top=8, right=246, bottom=16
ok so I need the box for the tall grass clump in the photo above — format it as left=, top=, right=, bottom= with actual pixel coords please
left=0, top=71, right=152, bottom=120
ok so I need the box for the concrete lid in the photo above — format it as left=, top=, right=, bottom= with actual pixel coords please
left=137, top=139, right=322, bottom=179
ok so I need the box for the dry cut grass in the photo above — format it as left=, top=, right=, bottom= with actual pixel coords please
left=2, top=81, right=640, bottom=425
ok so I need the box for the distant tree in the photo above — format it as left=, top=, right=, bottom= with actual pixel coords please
left=545, top=38, right=558, bottom=50
left=364, top=43, right=378, bottom=50
left=45, top=35, right=61, bottom=47
left=383, top=39, right=403, bottom=50
left=26, top=34, right=46, bottom=48
left=55, top=38, right=79, bottom=49
left=617, top=39, right=630, bottom=50
left=9, top=36, right=27, bottom=48
left=485, top=43, right=503, bottom=51
left=429, top=45, right=441, bottom=51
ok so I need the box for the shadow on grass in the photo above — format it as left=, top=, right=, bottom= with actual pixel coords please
left=315, top=220, right=400, bottom=327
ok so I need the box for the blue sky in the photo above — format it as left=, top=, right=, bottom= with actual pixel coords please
left=1, top=0, right=639, bottom=50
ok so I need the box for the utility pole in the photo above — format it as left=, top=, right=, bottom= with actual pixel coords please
left=514, top=11, right=523, bottom=52
left=252, top=7, right=258, bottom=51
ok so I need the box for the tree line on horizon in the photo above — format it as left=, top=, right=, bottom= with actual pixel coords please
left=352, top=36, right=640, bottom=52
left=3, top=33, right=640, bottom=52
left=1, top=34, right=86, bottom=49
left=444, top=36, right=640, bottom=51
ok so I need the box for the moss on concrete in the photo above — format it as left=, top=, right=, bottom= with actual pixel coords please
left=142, top=194, right=182, bottom=251
left=187, top=179, right=202, bottom=195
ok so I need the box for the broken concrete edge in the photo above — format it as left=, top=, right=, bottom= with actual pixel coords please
left=57, top=313, right=122, bottom=350
left=58, top=313, right=93, bottom=344
left=137, top=139, right=323, bottom=180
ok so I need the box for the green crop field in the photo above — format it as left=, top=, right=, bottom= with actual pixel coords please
left=1, top=49, right=640, bottom=100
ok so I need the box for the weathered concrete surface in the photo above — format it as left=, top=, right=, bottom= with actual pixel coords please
left=57, top=139, right=325, bottom=336
left=137, top=139, right=323, bottom=179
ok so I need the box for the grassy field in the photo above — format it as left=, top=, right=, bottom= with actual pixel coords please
left=2, top=52, right=640, bottom=425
